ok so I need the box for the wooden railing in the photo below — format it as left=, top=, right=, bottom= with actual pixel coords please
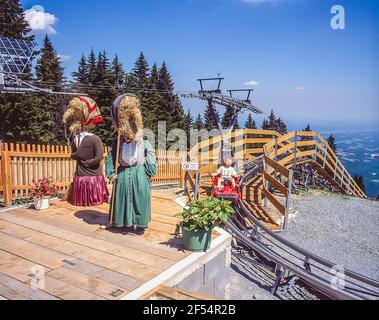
left=1, top=130, right=366, bottom=207
left=263, top=131, right=366, bottom=198
left=189, top=128, right=281, bottom=164
left=0, top=142, right=186, bottom=207
left=261, top=155, right=293, bottom=229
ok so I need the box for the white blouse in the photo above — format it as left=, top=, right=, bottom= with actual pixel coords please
left=74, top=131, right=94, bottom=148
left=121, top=140, right=145, bottom=167
left=217, top=166, right=237, bottom=178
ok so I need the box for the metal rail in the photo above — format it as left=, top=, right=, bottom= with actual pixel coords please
left=230, top=163, right=379, bottom=300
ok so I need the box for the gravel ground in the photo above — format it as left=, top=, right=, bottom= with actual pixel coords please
left=230, top=190, right=379, bottom=299
left=283, top=190, right=379, bottom=281
left=230, top=252, right=279, bottom=300
left=230, top=249, right=322, bottom=300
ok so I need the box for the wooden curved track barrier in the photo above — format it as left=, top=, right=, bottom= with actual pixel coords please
left=263, top=131, right=366, bottom=198
left=1, top=130, right=366, bottom=209
left=188, top=129, right=366, bottom=230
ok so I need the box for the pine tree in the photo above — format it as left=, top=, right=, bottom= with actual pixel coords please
left=94, top=50, right=113, bottom=85
left=276, top=117, right=288, bottom=134
left=127, top=52, right=149, bottom=90
left=72, top=54, right=89, bottom=84
left=34, top=35, right=65, bottom=144
left=300, top=124, right=313, bottom=150
left=300, top=123, right=314, bottom=151
left=146, top=63, right=162, bottom=133
left=126, top=52, right=151, bottom=127
left=157, top=62, right=184, bottom=130
left=110, top=54, right=125, bottom=92
left=90, top=50, right=114, bottom=144
left=244, top=114, right=257, bottom=129
left=35, top=35, right=64, bottom=83
left=267, top=109, right=276, bottom=130
left=303, top=123, right=311, bottom=132
left=0, top=0, right=33, bottom=39
left=193, top=114, right=204, bottom=130
left=87, top=48, right=97, bottom=85
left=261, top=110, right=288, bottom=134
left=261, top=119, right=269, bottom=130
left=183, top=110, right=193, bottom=132
left=327, top=134, right=337, bottom=153
left=261, top=110, right=276, bottom=130
left=183, top=110, right=194, bottom=149
left=221, top=105, right=236, bottom=129
left=204, top=103, right=219, bottom=131
left=0, top=0, right=35, bottom=143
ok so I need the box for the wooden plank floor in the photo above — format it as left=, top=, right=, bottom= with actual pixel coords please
left=0, top=193, right=191, bottom=300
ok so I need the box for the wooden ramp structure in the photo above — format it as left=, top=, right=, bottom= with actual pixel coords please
left=0, top=193, right=229, bottom=300
left=188, top=129, right=366, bottom=231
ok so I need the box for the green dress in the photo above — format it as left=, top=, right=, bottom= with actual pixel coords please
left=106, top=140, right=157, bottom=228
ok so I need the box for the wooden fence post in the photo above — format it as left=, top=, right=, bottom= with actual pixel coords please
left=322, top=143, right=327, bottom=169
left=282, top=169, right=293, bottom=231
left=1, top=150, right=12, bottom=207
left=293, top=131, right=298, bottom=169
left=180, top=168, right=185, bottom=188
left=274, top=138, right=278, bottom=161
left=262, top=157, right=268, bottom=209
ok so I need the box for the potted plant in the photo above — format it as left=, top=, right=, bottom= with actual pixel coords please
left=30, top=178, right=63, bottom=210
left=176, top=197, right=234, bottom=252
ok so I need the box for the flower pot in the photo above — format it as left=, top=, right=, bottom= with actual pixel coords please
left=182, top=225, right=213, bottom=252
left=34, top=198, right=50, bottom=210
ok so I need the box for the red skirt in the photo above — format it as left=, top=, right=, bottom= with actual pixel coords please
left=70, top=175, right=109, bottom=207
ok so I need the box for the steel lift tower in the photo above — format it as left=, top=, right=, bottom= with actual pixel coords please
left=181, top=76, right=264, bottom=164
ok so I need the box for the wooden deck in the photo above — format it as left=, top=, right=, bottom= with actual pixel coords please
left=0, top=193, right=195, bottom=300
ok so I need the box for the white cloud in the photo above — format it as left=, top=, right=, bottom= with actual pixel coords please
left=295, top=86, right=306, bottom=92
left=244, top=80, right=259, bottom=86
left=24, top=5, right=58, bottom=35
left=57, top=54, right=71, bottom=62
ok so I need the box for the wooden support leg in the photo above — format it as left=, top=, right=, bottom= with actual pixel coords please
left=109, top=132, right=121, bottom=224
left=304, top=257, right=311, bottom=272
left=1, top=151, right=12, bottom=207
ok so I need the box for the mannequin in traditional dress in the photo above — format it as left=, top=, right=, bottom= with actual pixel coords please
left=106, top=94, right=157, bottom=235
left=63, top=96, right=109, bottom=206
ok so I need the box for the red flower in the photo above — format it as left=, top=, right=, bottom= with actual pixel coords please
left=29, top=177, right=63, bottom=199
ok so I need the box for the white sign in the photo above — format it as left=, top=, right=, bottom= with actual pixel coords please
left=182, top=162, right=199, bottom=171
left=175, top=196, right=189, bottom=210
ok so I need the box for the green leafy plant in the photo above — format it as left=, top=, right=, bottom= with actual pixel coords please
left=176, top=197, right=234, bottom=232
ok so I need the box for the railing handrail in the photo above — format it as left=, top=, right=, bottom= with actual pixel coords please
left=188, top=128, right=281, bottom=160
left=263, top=131, right=366, bottom=198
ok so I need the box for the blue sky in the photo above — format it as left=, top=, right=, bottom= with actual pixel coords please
left=20, top=0, right=379, bottom=130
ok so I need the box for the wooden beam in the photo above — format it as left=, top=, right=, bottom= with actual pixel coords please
left=263, top=171, right=288, bottom=197
left=262, top=188, right=286, bottom=215
left=264, top=156, right=290, bottom=178
left=1, top=151, right=11, bottom=207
